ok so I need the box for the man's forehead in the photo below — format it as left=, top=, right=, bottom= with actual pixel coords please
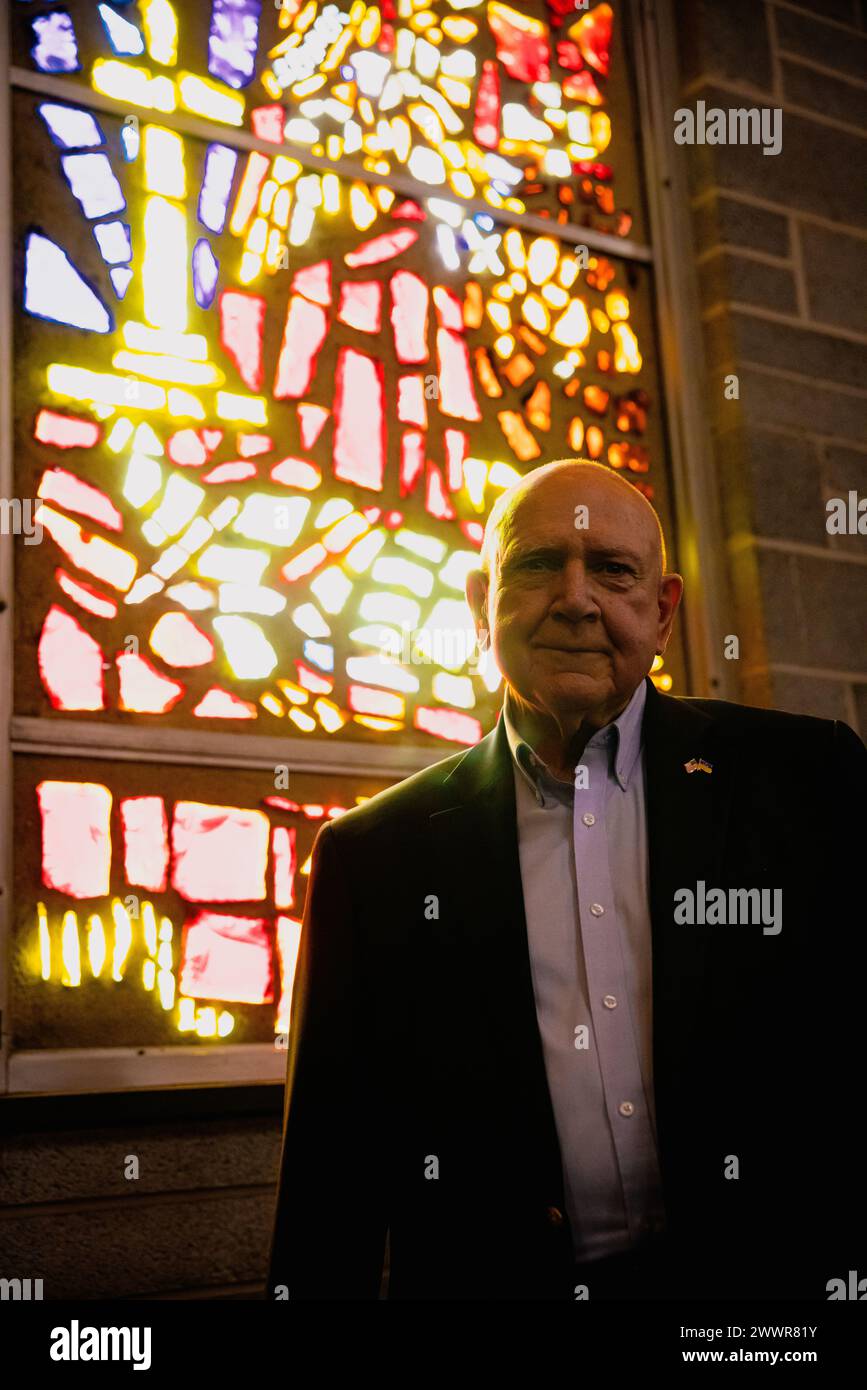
left=505, top=478, right=654, bottom=544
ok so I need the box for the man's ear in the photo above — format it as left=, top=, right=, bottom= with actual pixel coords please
left=465, top=567, right=489, bottom=638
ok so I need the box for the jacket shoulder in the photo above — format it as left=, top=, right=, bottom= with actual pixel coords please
left=328, top=741, right=478, bottom=843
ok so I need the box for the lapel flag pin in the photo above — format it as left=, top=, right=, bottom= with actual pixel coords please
left=684, top=757, right=713, bottom=775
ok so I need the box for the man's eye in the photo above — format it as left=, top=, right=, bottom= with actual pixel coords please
left=600, top=562, right=631, bottom=576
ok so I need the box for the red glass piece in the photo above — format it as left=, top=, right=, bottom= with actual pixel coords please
left=280, top=542, right=327, bottom=582
left=432, top=286, right=464, bottom=333
left=172, top=801, right=270, bottom=902
left=333, top=347, right=386, bottom=490
left=202, top=429, right=224, bottom=453
left=271, top=456, right=321, bottom=489
left=275, top=914, right=303, bottom=1030
left=397, top=374, right=427, bottom=427
left=179, top=911, right=273, bottom=1003
left=203, top=460, right=257, bottom=484
left=116, top=653, right=185, bottom=713
left=193, top=687, right=258, bottom=718
left=37, top=780, right=112, bottom=898
left=34, top=409, right=100, bottom=449
left=382, top=511, right=403, bottom=528
left=345, top=228, right=418, bottom=268
left=38, top=467, right=123, bottom=532
left=56, top=567, right=118, bottom=620
left=39, top=604, right=105, bottom=710
left=168, top=430, right=208, bottom=466
left=572, top=2, right=612, bottom=76
left=563, top=70, right=603, bottom=102
left=425, top=461, right=456, bottom=520
left=460, top=520, right=484, bottom=548
left=473, top=60, right=500, bottom=149
left=556, top=39, right=583, bottom=70
left=220, top=290, right=266, bottom=391
left=120, top=796, right=169, bottom=892
left=443, top=429, right=467, bottom=492
left=414, top=706, right=482, bottom=745
left=390, top=270, right=429, bottom=364
left=291, top=259, right=331, bottom=306
left=272, top=825, right=296, bottom=909
left=391, top=199, right=426, bottom=221
left=337, top=280, right=382, bottom=334
left=251, top=104, right=285, bottom=143
left=296, top=660, right=332, bottom=693
left=488, top=5, right=551, bottom=83
left=264, top=796, right=301, bottom=812
left=274, top=295, right=328, bottom=399
left=436, top=329, right=482, bottom=421
left=237, top=433, right=273, bottom=457
left=291, top=407, right=326, bottom=456
left=399, top=430, right=425, bottom=497
left=152, top=611, right=215, bottom=666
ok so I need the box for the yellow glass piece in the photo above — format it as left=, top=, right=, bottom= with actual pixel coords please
left=567, top=109, right=592, bottom=145
left=440, top=140, right=467, bottom=170
left=558, top=256, right=579, bottom=289
left=354, top=715, right=403, bottom=732
left=47, top=363, right=166, bottom=411
left=214, top=615, right=278, bottom=678
left=159, top=965, right=176, bottom=1011
left=566, top=349, right=585, bottom=366
left=112, top=352, right=222, bottom=387
left=541, top=282, right=569, bottom=309
left=486, top=301, right=511, bottom=332
left=432, top=672, right=475, bottom=708
left=178, top=72, right=244, bottom=124
left=550, top=298, right=592, bottom=349
left=141, top=0, right=177, bottom=66
left=489, top=460, right=521, bottom=489
left=239, top=251, right=263, bottom=284
left=605, top=291, right=630, bottom=321
left=142, top=901, right=158, bottom=956
left=85, top=915, right=106, bottom=978
left=265, top=229, right=285, bottom=270
left=483, top=186, right=504, bottom=209
left=344, top=530, right=386, bottom=574
left=258, top=179, right=277, bottom=216
left=493, top=333, right=515, bottom=359
left=195, top=1007, right=217, bottom=1038
left=177, top=997, right=196, bottom=1031
left=324, top=513, right=369, bottom=552
left=438, top=76, right=470, bottom=107
left=143, top=195, right=187, bottom=332
left=216, top=392, right=268, bottom=425
left=391, top=116, right=411, bottom=162
left=522, top=295, right=550, bottom=333
left=272, top=155, right=302, bottom=185
left=553, top=359, right=574, bottom=380
left=157, top=941, right=173, bottom=970
left=106, top=418, right=134, bottom=453
left=293, top=74, right=327, bottom=98
left=350, top=183, right=378, bottom=231
left=326, top=134, right=342, bottom=161
left=375, top=185, right=395, bottom=212
left=61, top=910, right=81, bottom=987
left=371, top=556, right=434, bottom=598
left=261, top=692, right=284, bottom=716
left=543, top=149, right=571, bottom=179
left=289, top=707, right=317, bottom=733
left=409, top=102, right=445, bottom=145
left=123, top=453, right=161, bottom=508
left=314, top=698, right=347, bottom=732
left=199, top=545, right=267, bottom=585
left=449, top=169, right=474, bottom=197
left=310, top=567, right=353, bottom=615
left=591, top=308, right=610, bottom=334
left=411, top=11, right=437, bottom=31
left=272, top=187, right=292, bottom=228
left=134, top=422, right=163, bottom=455
left=358, top=591, right=420, bottom=629
left=37, top=902, right=51, bottom=981
left=527, top=237, right=560, bottom=286
left=92, top=60, right=176, bottom=112
left=395, top=529, right=447, bottom=562
left=322, top=25, right=355, bottom=72
left=247, top=217, right=268, bottom=254
left=218, top=1011, right=235, bottom=1038
left=503, top=228, right=526, bottom=269
left=492, top=282, right=513, bottom=302
left=123, top=324, right=207, bottom=360
left=261, top=70, right=283, bottom=99
left=277, top=679, right=309, bottom=706
left=167, top=388, right=205, bottom=419
left=509, top=271, right=528, bottom=293
left=143, top=125, right=185, bottom=197
left=463, top=456, right=488, bottom=510
left=613, top=322, right=643, bottom=372
left=289, top=203, right=314, bottom=245
left=441, top=17, right=478, bottom=40
left=358, top=6, right=382, bottom=45
left=111, top=899, right=133, bottom=982
left=591, top=111, right=612, bottom=153
left=322, top=172, right=341, bottom=212
left=143, top=959, right=156, bottom=991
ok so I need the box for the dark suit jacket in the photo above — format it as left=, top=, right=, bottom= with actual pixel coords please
left=267, top=675, right=866, bottom=1300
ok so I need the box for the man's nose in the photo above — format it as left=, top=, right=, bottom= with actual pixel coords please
left=549, top=558, right=600, bottom=618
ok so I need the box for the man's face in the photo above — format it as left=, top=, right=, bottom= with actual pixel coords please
left=467, top=470, right=683, bottom=725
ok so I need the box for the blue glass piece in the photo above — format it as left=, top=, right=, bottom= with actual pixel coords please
left=94, top=221, right=132, bottom=265
left=303, top=641, right=334, bottom=672
left=192, top=239, right=220, bottom=309
left=38, top=103, right=105, bottom=150
left=61, top=153, right=126, bottom=219
left=24, top=232, right=112, bottom=333
left=97, top=3, right=145, bottom=56
left=198, top=144, right=238, bottom=234
left=207, top=0, right=263, bottom=91
left=32, top=11, right=80, bottom=73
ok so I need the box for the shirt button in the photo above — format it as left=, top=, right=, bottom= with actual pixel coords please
left=582, top=813, right=595, bottom=827
left=590, top=903, right=604, bottom=916
left=619, top=1101, right=635, bottom=1117
left=603, top=994, right=618, bottom=1009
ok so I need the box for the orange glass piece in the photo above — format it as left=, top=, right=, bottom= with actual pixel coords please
left=498, top=410, right=540, bottom=461
left=525, top=381, right=551, bottom=431
left=501, top=354, right=535, bottom=389
left=474, top=347, right=503, bottom=398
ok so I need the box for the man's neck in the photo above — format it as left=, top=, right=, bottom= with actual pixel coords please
left=507, top=688, right=634, bottom=782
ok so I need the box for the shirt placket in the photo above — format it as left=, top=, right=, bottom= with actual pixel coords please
left=574, top=735, right=664, bottom=1241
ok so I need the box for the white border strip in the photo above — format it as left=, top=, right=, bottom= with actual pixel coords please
left=8, top=1043, right=287, bottom=1094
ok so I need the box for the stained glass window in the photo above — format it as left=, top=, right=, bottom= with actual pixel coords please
left=6, top=0, right=684, bottom=1086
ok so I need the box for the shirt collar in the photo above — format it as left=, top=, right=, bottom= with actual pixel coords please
left=502, top=676, right=647, bottom=799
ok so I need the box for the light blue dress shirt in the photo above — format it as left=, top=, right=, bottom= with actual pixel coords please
left=502, top=677, right=667, bottom=1263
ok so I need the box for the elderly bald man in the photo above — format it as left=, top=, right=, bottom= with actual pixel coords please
left=268, top=459, right=865, bottom=1302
